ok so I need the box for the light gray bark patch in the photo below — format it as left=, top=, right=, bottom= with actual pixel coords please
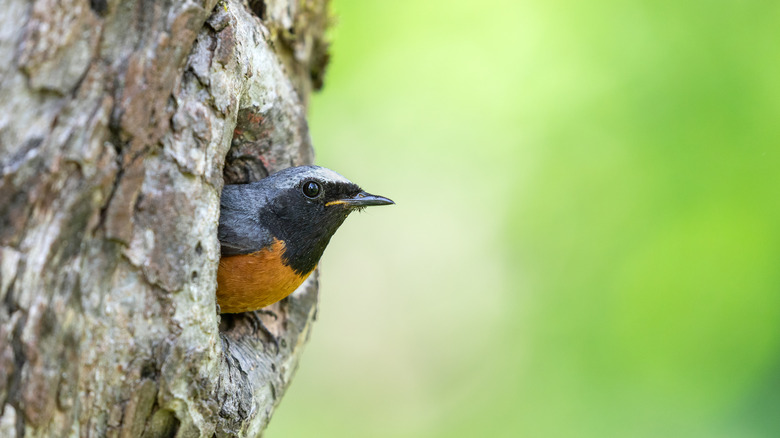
left=18, top=0, right=101, bottom=94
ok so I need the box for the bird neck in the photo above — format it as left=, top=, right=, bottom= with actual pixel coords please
left=261, top=210, right=349, bottom=276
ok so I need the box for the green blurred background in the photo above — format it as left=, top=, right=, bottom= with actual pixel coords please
left=267, top=1, right=780, bottom=436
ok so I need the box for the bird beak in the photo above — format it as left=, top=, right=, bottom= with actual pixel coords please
left=327, top=191, right=395, bottom=208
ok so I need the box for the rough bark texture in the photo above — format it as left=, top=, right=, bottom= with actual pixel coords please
left=0, top=0, right=330, bottom=435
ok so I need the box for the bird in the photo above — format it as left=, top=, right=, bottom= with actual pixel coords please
left=216, top=165, right=394, bottom=313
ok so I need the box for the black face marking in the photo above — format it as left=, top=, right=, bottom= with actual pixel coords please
left=257, top=170, right=363, bottom=275
left=219, top=166, right=390, bottom=276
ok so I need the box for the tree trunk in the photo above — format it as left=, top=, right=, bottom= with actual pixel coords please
left=0, top=0, right=330, bottom=435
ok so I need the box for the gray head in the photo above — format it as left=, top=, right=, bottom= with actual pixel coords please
left=220, top=165, right=394, bottom=274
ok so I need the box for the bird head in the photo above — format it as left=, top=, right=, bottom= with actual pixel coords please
left=253, top=166, right=394, bottom=274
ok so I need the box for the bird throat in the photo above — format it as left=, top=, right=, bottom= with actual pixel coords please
left=273, top=211, right=348, bottom=276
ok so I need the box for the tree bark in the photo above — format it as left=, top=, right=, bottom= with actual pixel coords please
left=0, top=0, right=330, bottom=435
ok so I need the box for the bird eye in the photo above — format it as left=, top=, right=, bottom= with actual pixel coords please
left=302, top=181, right=321, bottom=198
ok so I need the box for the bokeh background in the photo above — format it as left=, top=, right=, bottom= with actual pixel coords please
left=267, top=1, right=780, bottom=437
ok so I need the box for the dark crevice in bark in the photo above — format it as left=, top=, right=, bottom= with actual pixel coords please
left=6, top=312, right=26, bottom=434
left=248, top=0, right=267, bottom=21
left=89, top=0, right=108, bottom=16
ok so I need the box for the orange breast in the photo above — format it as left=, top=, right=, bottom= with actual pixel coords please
left=216, top=239, right=313, bottom=313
